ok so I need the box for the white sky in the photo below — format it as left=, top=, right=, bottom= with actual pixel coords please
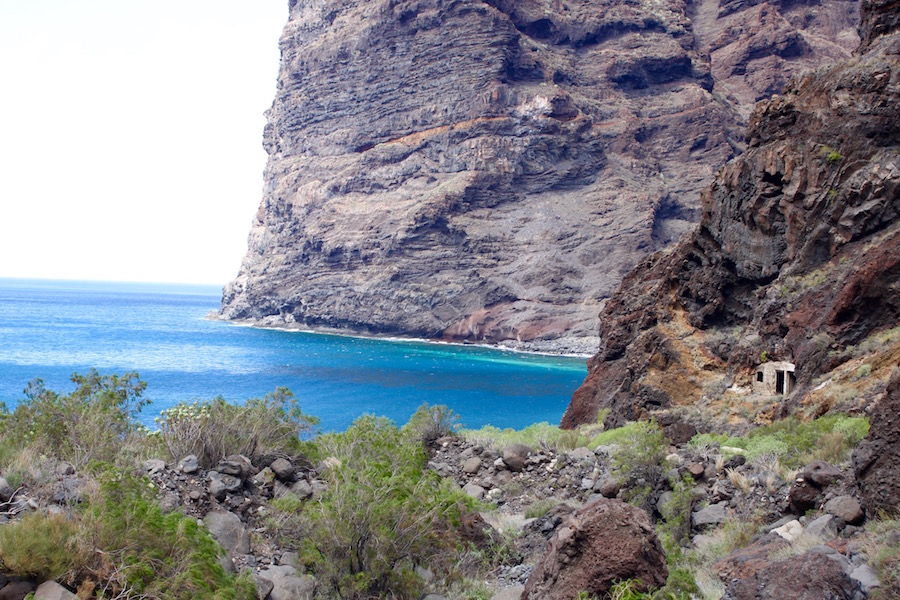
left=0, top=0, right=287, bottom=285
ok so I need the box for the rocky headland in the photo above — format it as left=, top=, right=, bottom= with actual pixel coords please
left=563, top=0, right=900, bottom=428
left=219, top=0, right=858, bottom=354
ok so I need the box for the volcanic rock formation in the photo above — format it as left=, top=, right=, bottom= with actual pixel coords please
left=220, top=0, right=858, bottom=353
left=562, top=0, right=900, bottom=427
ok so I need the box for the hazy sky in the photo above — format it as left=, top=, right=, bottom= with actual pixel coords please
left=0, top=0, right=287, bottom=285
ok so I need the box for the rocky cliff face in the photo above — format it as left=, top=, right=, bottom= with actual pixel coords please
left=221, top=0, right=858, bottom=353
left=562, top=0, right=900, bottom=427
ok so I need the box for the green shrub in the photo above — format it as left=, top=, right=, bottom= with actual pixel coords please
left=687, top=414, right=869, bottom=468
left=657, top=474, right=696, bottom=551
left=610, top=421, right=668, bottom=512
left=284, top=415, right=475, bottom=599
left=1, top=370, right=149, bottom=468
left=0, top=512, right=85, bottom=581
left=402, top=403, right=460, bottom=443
left=81, top=466, right=254, bottom=599
left=524, top=498, right=558, bottom=519
left=153, top=387, right=318, bottom=467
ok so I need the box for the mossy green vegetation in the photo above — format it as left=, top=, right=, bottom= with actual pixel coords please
left=461, top=419, right=650, bottom=452
left=688, top=414, right=869, bottom=467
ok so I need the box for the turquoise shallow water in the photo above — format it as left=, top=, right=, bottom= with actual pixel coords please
left=0, top=279, right=588, bottom=431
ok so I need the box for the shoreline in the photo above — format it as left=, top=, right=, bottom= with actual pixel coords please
left=207, top=313, right=596, bottom=360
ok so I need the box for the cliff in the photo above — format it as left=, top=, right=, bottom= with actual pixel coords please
left=562, top=0, right=900, bottom=427
left=220, top=0, right=858, bottom=353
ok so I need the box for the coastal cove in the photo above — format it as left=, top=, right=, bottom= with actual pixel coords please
left=0, top=278, right=587, bottom=432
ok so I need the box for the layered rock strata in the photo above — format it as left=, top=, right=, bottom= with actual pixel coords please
left=221, top=0, right=857, bottom=353
left=563, top=0, right=900, bottom=426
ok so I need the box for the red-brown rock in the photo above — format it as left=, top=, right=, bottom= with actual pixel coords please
left=563, top=3, right=900, bottom=427
left=853, top=368, right=900, bottom=514
left=721, top=552, right=859, bottom=600
left=523, top=498, right=668, bottom=600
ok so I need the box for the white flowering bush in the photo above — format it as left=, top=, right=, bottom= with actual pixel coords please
left=154, top=387, right=318, bottom=467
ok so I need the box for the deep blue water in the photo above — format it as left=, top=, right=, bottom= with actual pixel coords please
left=0, top=279, right=588, bottom=432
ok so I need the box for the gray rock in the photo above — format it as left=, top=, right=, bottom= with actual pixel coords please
left=142, top=458, right=166, bottom=474
left=254, top=575, right=275, bottom=600
left=159, top=491, right=181, bottom=513
left=209, top=471, right=242, bottom=493
left=178, top=455, right=199, bottom=474
left=253, top=467, right=276, bottom=487
left=580, top=478, right=595, bottom=490
left=491, top=586, right=525, bottom=600
left=850, top=564, right=880, bottom=591
left=429, top=461, right=453, bottom=477
left=657, top=490, right=674, bottom=514
left=203, top=510, right=250, bottom=555
left=824, top=495, right=865, bottom=525
left=596, top=477, right=620, bottom=498
left=463, top=457, right=483, bottom=474
left=33, top=581, right=77, bottom=600
left=421, top=596, right=449, bottom=600
left=692, top=502, right=728, bottom=529
left=270, top=458, right=295, bottom=481
left=209, top=477, right=227, bottom=501
left=502, top=444, right=534, bottom=472
left=807, top=545, right=851, bottom=573
left=280, top=551, right=301, bottom=568
left=257, top=564, right=316, bottom=600
left=463, top=483, right=486, bottom=500
left=310, top=479, right=328, bottom=498
left=291, top=479, right=313, bottom=498
left=805, top=514, right=837, bottom=538
left=566, top=447, right=595, bottom=462
left=217, top=455, right=252, bottom=480
left=0, top=476, right=15, bottom=502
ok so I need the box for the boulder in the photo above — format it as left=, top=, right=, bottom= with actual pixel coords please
left=713, top=534, right=791, bottom=581
left=203, top=510, right=251, bottom=556
left=801, top=461, right=842, bottom=487
left=33, top=582, right=77, bottom=600
left=523, top=498, right=667, bottom=600
left=257, top=564, right=316, bottom=600
left=463, top=483, right=486, bottom=500
left=566, top=447, right=595, bottom=462
left=291, top=479, right=313, bottom=499
left=217, top=455, right=252, bottom=480
left=0, top=476, right=15, bottom=502
left=0, top=579, right=36, bottom=600
left=722, top=552, right=859, bottom=600
left=772, top=519, right=803, bottom=542
left=788, top=478, right=821, bottom=513
left=854, top=369, right=900, bottom=514
left=692, top=502, right=728, bottom=529
left=462, top=457, right=483, bottom=474
left=823, top=495, right=865, bottom=525
left=596, top=477, right=620, bottom=498
left=805, top=514, right=837, bottom=538
left=209, top=471, right=242, bottom=493
left=178, top=455, right=199, bottom=474
left=142, top=459, right=166, bottom=475
left=269, top=458, right=295, bottom=481
left=502, top=444, right=534, bottom=472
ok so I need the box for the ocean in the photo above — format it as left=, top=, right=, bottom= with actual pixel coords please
left=0, top=278, right=588, bottom=432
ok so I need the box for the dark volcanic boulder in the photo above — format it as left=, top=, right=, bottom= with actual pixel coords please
left=853, top=368, right=900, bottom=514
left=523, top=498, right=667, bottom=599
left=722, top=552, right=859, bottom=600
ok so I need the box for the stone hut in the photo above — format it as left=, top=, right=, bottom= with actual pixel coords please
left=753, top=361, right=796, bottom=396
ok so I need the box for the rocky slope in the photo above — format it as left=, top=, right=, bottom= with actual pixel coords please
left=220, top=0, right=858, bottom=353
left=562, top=0, right=900, bottom=427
